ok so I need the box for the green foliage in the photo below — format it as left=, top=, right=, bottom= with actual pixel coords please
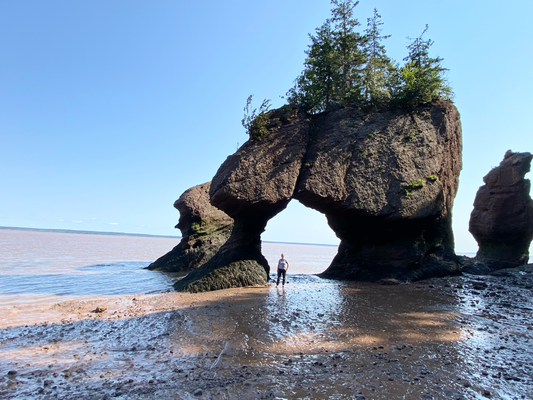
left=391, top=25, right=453, bottom=107
left=285, top=21, right=341, bottom=113
left=286, top=0, right=365, bottom=113
left=285, top=3, right=453, bottom=114
left=190, top=221, right=219, bottom=236
left=361, top=8, right=394, bottom=106
left=404, top=178, right=425, bottom=195
left=241, top=95, right=272, bottom=140
left=427, top=174, right=438, bottom=182
left=404, top=131, right=417, bottom=141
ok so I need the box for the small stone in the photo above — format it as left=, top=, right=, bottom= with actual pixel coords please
left=7, top=370, right=17, bottom=376
left=93, top=306, right=106, bottom=313
left=378, top=278, right=400, bottom=285
left=193, top=389, right=203, bottom=396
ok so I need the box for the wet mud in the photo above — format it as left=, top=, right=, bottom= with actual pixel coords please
left=1, top=268, right=532, bottom=399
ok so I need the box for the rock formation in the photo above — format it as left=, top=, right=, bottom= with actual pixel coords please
left=296, top=102, right=462, bottom=281
left=469, top=150, right=533, bottom=270
left=174, top=106, right=307, bottom=292
left=147, top=182, right=233, bottom=273
left=174, top=100, right=462, bottom=292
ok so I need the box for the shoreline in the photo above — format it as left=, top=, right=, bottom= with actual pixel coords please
left=1, top=269, right=532, bottom=399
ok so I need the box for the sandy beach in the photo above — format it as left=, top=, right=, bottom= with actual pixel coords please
left=1, top=267, right=532, bottom=399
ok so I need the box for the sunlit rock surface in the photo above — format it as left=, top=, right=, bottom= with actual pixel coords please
left=148, top=182, right=233, bottom=273
left=469, top=150, right=533, bottom=270
left=296, top=100, right=462, bottom=281
left=175, top=106, right=308, bottom=292
left=175, top=101, right=463, bottom=291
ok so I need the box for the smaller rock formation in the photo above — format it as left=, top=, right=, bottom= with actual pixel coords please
left=469, top=150, right=533, bottom=270
left=147, top=182, right=233, bottom=273
left=174, top=106, right=307, bottom=292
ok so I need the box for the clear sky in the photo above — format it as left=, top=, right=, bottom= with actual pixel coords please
left=1, top=0, right=532, bottom=254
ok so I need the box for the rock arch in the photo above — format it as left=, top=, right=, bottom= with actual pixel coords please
left=174, top=101, right=462, bottom=292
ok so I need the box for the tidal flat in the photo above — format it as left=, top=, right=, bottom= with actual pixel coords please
left=1, top=269, right=532, bottom=400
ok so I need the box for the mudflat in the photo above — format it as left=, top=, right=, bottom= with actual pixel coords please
left=1, top=269, right=532, bottom=399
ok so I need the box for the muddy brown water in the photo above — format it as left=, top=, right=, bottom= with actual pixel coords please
left=1, top=271, right=532, bottom=399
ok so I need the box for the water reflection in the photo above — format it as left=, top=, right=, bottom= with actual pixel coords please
left=169, top=275, right=461, bottom=359
left=164, top=275, right=474, bottom=399
left=263, top=275, right=461, bottom=353
left=448, top=273, right=533, bottom=398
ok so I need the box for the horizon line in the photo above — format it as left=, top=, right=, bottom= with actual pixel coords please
left=0, top=226, right=339, bottom=247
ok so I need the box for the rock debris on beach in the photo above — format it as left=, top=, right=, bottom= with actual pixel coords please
left=1, top=270, right=532, bottom=399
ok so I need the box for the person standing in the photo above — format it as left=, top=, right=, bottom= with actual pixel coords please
left=276, top=253, right=289, bottom=287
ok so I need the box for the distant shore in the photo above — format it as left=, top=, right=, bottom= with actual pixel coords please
left=0, top=226, right=181, bottom=239
left=0, top=226, right=340, bottom=248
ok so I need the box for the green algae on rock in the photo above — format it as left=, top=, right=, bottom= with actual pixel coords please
left=147, top=182, right=233, bottom=273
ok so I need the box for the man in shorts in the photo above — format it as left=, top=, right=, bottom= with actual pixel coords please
left=276, top=253, right=289, bottom=287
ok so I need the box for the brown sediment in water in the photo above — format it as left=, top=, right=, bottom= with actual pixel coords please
left=1, top=270, right=532, bottom=399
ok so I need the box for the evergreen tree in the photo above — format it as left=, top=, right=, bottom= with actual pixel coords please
left=329, top=0, right=365, bottom=105
left=393, top=25, right=453, bottom=107
left=286, top=22, right=339, bottom=113
left=286, top=0, right=364, bottom=113
left=285, top=6, right=453, bottom=113
left=361, top=8, right=394, bottom=105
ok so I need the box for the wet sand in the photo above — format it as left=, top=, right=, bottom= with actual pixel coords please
left=1, top=269, right=532, bottom=400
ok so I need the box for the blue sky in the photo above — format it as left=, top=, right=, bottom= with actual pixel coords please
left=1, top=0, right=532, bottom=254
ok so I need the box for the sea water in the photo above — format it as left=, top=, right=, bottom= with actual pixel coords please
left=0, top=228, right=338, bottom=307
left=1, top=228, right=530, bottom=309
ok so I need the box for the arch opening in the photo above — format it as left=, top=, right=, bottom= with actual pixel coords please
left=261, top=199, right=339, bottom=275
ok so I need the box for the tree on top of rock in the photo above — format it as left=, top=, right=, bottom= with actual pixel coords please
left=285, top=2, right=453, bottom=113
left=286, top=0, right=365, bottom=113
left=329, top=0, right=366, bottom=105
left=391, top=25, right=453, bottom=107
left=361, top=8, right=394, bottom=106
left=285, top=22, right=339, bottom=113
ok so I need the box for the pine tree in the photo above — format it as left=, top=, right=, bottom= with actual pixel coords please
left=329, top=0, right=365, bottom=105
left=286, top=0, right=364, bottom=113
left=393, top=25, right=453, bottom=107
left=285, top=6, right=453, bottom=113
left=361, top=8, right=394, bottom=105
left=286, top=22, right=339, bottom=113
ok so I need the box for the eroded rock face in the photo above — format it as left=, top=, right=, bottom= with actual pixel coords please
left=296, top=101, right=462, bottom=280
left=175, top=106, right=308, bottom=292
left=148, top=182, right=233, bottom=273
left=469, top=150, right=533, bottom=270
left=175, top=101, right=463, bottom=292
